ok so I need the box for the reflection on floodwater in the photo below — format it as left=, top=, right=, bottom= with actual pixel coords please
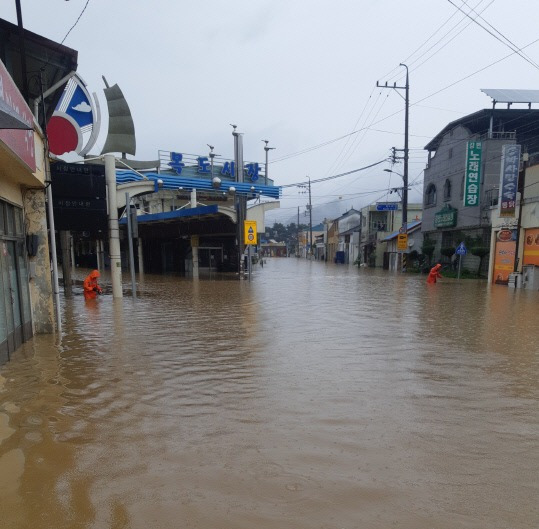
left=0, top=259, right=538, bottom=529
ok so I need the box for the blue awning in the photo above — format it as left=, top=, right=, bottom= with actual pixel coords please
left=119, top=204, right=219, bottom=225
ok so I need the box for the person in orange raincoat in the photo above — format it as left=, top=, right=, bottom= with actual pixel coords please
left=426, top=263, right=442, bottom=284
left=83, top=270, right=103, bottom=300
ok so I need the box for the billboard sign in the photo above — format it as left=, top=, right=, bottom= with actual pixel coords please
left=51, top=163, right=107, bottom=232
left=523, top=228, right=539, bottom=266
left=493, top=229, right=516, bottom=285
left=498, top=144, right=521, bottom=218
left=463, top=141, right=482, bottom=207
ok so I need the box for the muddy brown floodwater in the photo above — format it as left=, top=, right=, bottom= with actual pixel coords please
left=0, top=258, right=538, bottom=529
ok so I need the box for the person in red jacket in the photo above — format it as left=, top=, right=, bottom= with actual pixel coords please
left=83, top=270, right=102, bottom=300
left=426, top=263, right=442, bottom=284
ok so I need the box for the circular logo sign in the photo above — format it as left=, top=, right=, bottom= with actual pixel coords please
left=498, top=229, right=513, bottom=242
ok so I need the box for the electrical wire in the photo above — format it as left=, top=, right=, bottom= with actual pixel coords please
left=446, top=0, right=539, bottom=71
left=61, top=0, right=92, bottom=45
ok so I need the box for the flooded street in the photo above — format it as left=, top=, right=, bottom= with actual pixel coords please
left=1, top=258, right=538, bottom=529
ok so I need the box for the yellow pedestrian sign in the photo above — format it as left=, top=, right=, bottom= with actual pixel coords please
left=244, top=220, right=257, bottom=245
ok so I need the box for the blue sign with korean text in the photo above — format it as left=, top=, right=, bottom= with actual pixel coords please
left=499, top=144, right=520, bottom=218
left=168, top=152, right=261, bottom=182
left=376, top=203, right=398, bottom=211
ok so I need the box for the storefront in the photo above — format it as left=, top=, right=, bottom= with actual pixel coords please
left=0, top=201, right=32, bottom=362
left=0, top=59, right=54, bottom=363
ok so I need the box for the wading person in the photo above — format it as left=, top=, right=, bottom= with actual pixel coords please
left=83, top=269, right=103, bottom=300
left=426, top=263, right=442, bottom=284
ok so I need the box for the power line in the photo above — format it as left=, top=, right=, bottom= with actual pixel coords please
left=61, top=0, right=91, bottom=45
left=281, top=159, right=387, bottom=188
left=446, top=0, right=539, bottom=71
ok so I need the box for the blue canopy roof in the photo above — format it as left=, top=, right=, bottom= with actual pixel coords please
left=116, top=170, right=281, bottom=199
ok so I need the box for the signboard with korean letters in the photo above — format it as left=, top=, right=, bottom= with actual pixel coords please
left=498, top=144, right=521, bottom=218
left=463, top=141, right=482, bottom=207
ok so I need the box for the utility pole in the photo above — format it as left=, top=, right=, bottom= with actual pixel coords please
left=308, top=177, right=313, bottom=258
left=232, top=125, right=245, bottom=275
left=14, top=0, right=29, bottom=101
left=297, top=206, right=300, bottom=257
left=377, top=63, right=409, bottom=271
left=262, top=140, right=275, bottom=186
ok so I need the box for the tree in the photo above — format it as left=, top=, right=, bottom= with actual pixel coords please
left=440, top=247, right=455, bottom=260
left=470, top=236, right=489, bottom=277
left=421, top=237, right=436, bottom=266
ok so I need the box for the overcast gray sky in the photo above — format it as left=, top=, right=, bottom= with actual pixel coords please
left=5, top=0, right=539, bottom=224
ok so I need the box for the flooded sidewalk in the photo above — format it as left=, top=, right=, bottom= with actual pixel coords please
left=1, top=259, right=538, bottom=529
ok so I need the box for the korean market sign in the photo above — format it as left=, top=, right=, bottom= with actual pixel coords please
left=244, top=220, right=257, bottom=245
left=463, top=141, right=482, bottom=207
left=498, top=144, right=521, bottom=218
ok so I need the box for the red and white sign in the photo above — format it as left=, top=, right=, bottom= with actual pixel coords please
left=0, top=60, right=35, bottom=171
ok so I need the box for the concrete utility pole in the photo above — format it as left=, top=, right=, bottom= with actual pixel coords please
left=308, top=177, right=313, bottom=257
left=105, top=154, right=123, bottom=297
left=297, top=206, right=300, bottom=257
left=232, top=125, right=245, bottom=275
left=35, top=67, right=62, bottom=333
left=262, top=140, right=275, bottom=186
left=377, top=63, right=409, bottom=271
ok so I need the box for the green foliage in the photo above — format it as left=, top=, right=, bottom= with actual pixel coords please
left=269, top=222, right=308, bottom=248
left=470, top=246, right=489, bottom=258
left=421, top=238, right=435, bottom=266
left=440, top=247, right=455, bottom=258
left=469, top=236, right=490, bottom=277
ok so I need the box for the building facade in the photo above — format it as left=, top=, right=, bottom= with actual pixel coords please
left=421, top=108, right=539, bottom=276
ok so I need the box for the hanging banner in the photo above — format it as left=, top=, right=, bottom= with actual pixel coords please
left=498, top=144, right=521, bottom=218
left=463, top=141, right=482, bottom=207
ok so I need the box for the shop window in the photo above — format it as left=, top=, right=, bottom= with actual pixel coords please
left=14, top=209, right=23, bottom=236
left=425, top=183, right=437, bottom=206
left=5, top=204, right=14, bottom=235
left=0, top=202, right=4, bottom=234
left=443, top=179, right=452, bottom=201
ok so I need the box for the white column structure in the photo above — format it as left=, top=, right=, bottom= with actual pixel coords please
left=105, top=153, right=123, bottom=298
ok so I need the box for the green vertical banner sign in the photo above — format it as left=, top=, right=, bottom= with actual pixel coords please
left=463, top=141, right=482, bottom=207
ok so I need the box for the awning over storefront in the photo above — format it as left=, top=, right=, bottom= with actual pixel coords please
left=0, top=98, right=32, bottom=130
left=119, top=204, right=219, bottom=225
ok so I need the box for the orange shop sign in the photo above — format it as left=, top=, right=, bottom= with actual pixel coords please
left=523, top=228, right=539, bottom=266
